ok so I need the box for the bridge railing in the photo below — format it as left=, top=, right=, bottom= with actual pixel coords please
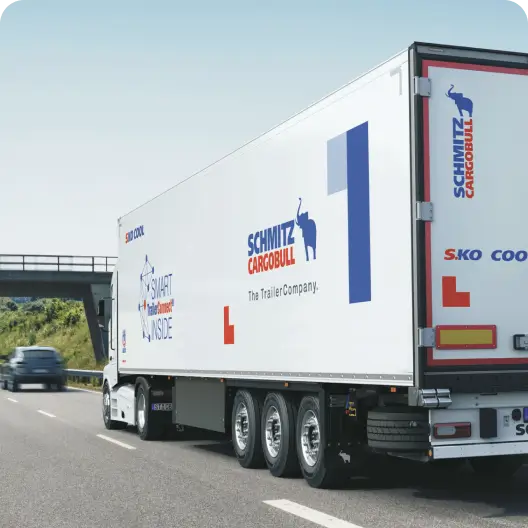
left=0, top=255, right=117, bottom=273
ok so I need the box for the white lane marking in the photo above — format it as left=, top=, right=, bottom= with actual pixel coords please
left=263, top=500, right=364, bottom=528
left=97, top=434, right=136, bottom=450
left=37, top=410, right=56, bottom=418
left=7, top=397, right=17, bottom=403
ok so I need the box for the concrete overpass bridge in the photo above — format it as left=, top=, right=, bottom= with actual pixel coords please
left=0, top=254, right=116, bottom=363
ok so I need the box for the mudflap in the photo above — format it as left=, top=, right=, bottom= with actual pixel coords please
left=322, top=388, right=367, bottom=473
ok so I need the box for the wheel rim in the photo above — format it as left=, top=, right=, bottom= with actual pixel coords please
left=300, top=410, right=320, bottom=467
left=103, top=389, right=110, bottom=424
left=234, top=402, right=249, bottom=451
left=137, top=392, right=146, bottom=430
left=265, top=405, right=281, bottom=458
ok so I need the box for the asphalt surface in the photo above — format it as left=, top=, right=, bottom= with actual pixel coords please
left=1, top=386, right=528, bottom=528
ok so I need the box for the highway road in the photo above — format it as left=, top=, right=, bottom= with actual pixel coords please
left=1, top=387, right=528, bottom=528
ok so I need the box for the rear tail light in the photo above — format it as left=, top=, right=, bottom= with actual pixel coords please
left=433, top=422, right=471, bottom=439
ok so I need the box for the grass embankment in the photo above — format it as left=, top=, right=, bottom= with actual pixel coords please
left=0, top=298, right=104, bottom=389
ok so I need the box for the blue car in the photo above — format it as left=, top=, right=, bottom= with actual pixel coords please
left=0, top=346, right=66, bottom=392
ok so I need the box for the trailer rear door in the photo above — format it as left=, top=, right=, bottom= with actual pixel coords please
left=423, top=58, right=528, bottom=370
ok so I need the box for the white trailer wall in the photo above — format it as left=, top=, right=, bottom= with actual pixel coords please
left=117, top=51, right=415, bottom=386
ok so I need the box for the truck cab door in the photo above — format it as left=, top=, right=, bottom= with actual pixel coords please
left=104, top=276, right=119, bottom=388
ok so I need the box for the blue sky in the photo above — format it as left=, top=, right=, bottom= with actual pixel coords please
left=0, top=0, right=526, bottom=256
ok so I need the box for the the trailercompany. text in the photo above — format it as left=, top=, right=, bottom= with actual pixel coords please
left=248, top=281, right=318, bottom=302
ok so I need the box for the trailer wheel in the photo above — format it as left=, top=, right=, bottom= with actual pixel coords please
left=102, top=382, right=126, bottom=430
left=231, top=389, right=265, bottom=469
left=469, top=455, right=525, bottom=479
left=135, top=380, right=164, bottom=441
left=261, top=392, right=300, bottom=478
left=367, top=407, right=429, bottom=452
left=296, top=395, right=349, bottom=489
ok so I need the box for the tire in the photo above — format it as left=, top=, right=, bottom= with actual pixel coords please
left=231, top=389, right=265, bottom=469
left=367, top=407, right=429, bottom=452
left=102, top=382, right=126, bottom=430
left=261, top=392, right=300, bottom=478
left=2, top=379, right=7, bottom=390
left=10, top=378, right=18, bottom=392
left=296, top=395, right=349, bottom=489
left=135, top=381, right=164, bottom=441
left=469, top=455, right=524, bottom=479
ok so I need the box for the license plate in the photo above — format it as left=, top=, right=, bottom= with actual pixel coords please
left=34, top=369, right=48, bottom=373
left=151, top=403, right=172, bottom=411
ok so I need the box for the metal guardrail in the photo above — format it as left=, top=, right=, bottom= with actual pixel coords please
left=0, top=254, right=117, bottom=273
left=65, top=369, right=103, bottom=386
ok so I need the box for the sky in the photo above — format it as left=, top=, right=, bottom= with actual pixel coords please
left=0, top=0, right=526, bottom=257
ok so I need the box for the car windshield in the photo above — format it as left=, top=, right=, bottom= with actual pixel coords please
left=22, top=349, right=58, bottom=360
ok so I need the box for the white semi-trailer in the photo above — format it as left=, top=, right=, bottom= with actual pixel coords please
left=101, top=42, right=528, bottom=488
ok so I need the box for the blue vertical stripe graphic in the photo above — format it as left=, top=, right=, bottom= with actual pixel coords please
left=326, top=121, right=371, bottom=305
left=346, top=122, right=371, bottom=304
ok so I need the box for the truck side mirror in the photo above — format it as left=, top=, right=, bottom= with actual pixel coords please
left=97, top=299, right=105, bottom=317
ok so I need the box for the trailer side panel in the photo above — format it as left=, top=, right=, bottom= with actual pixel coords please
left=117, top=52, right=414, bottom=386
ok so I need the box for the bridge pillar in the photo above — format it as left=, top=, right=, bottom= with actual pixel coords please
left=89, top=283, right=111, bottom=358
left=82, top=284, right=110, bottom=364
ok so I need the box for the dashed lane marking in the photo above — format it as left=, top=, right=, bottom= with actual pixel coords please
left=263, top=500, right=365, bottom=528
left=37, top=410, right=56, bottom=418
left=97, top=434, right=136, bottom=450
left=7, top=398, right=17, bottom=403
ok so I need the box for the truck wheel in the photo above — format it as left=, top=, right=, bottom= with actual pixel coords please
left=135, top=381, right=164, bottom=441
left=102, top=382, right=126, bottom=430
left=232, top=389, right=265, bottom=469
left=469, top=455, right=524, bottom=479
left=10, top=379, right=18, bottom=392
left=367, top=407, right=429, bottom=451
left=261, top=392, right=300, bottom=478
left=296, top=395, right=348, bottom=489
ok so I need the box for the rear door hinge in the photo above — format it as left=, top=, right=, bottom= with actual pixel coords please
left=418, top=327, right=435, bottom=348
left=416, top=201, right=433, bottom=221
left=413, top=76, right=431, bottom=97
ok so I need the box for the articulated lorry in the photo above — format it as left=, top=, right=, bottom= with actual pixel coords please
left=101, top=42, right=528, bottom=488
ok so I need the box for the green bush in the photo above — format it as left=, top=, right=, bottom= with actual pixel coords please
left=0, top=298, right=103, bottom=370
